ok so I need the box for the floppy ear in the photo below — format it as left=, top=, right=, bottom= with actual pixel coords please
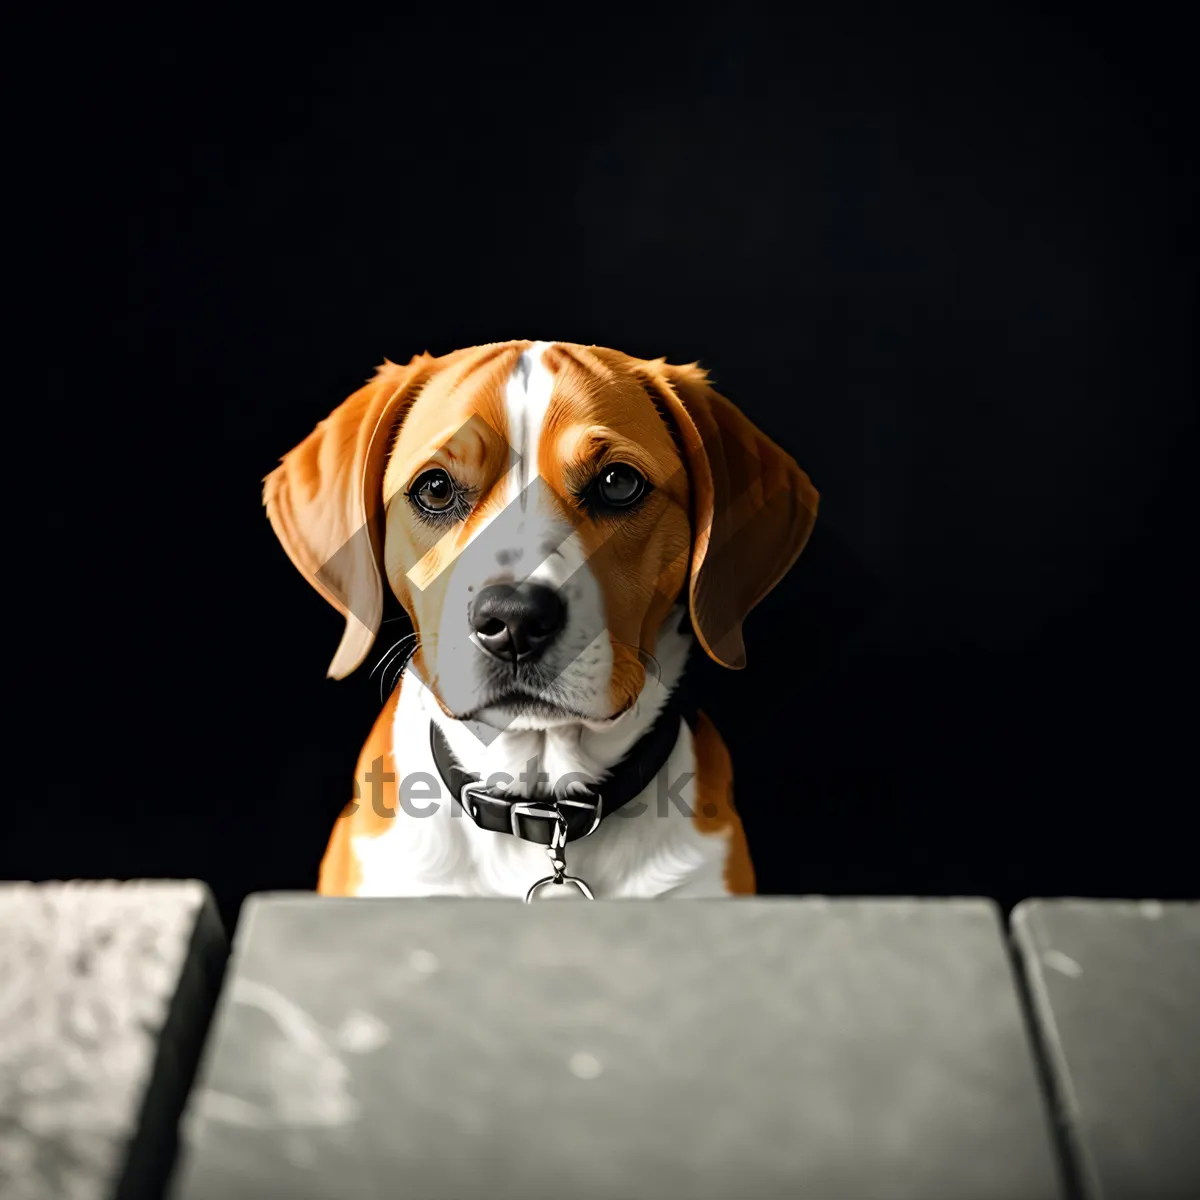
left=262, top=354, right=438, bottom=679
left=648, top=361, right=819, bottom=670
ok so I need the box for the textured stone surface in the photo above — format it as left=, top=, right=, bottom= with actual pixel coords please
left=170, top=895, right=1062, bottom=1200
left=0, top=880, right=227, bottom=1200
left=1012, top=899, right=1200, bottom=1200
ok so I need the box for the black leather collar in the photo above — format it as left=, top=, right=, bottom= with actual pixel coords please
left=429, top=691, right=690, bottom=846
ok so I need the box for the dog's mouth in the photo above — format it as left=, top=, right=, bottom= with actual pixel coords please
left=455, top=660, right=588, bottom=722
left=453, top=680, right=636, bottom=728
left=442, top=659, right=637, bottom=728
left=460, top=689, right=594, bottom=723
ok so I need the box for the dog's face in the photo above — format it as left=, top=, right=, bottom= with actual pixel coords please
left=264, top=341, right=818, bottom=725
left=379, top=343, right=691, bottom=727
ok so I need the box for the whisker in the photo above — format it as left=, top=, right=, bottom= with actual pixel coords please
left=372, top=634, right=423, bottom=699
left=370, top=633, right=418, bottom=681
left=384, top=641, right=421, bottom=698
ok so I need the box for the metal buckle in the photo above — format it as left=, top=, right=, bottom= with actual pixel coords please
left=558, top=795, right=603, bottom=838
left=509, top=799, right=560, bottom=840
left=459, top=780, right=490, bottom=822
left=510, top=796, right=603, bottom=841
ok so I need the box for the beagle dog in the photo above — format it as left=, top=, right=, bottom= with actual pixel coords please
left=264, top=341, right=817, bottom=900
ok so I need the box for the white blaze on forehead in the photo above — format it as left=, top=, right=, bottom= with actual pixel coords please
left=504, top=341, right=557, bottom=501
left=404, top=340, right=558, bottom=590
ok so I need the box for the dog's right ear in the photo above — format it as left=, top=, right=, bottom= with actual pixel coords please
left=641, top=360, right=819, bottom=671
left=263, top=354, right=439, bottom=680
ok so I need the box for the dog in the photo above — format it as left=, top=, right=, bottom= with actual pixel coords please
left=264, top=341, right=817, bottom=899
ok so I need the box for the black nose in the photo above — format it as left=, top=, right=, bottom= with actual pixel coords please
left=469, top=583, right=567, bottom=664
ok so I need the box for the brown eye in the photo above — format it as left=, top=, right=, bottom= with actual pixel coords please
left=595, top=463, right=647, bottom=509
left=410, top=468, right=457, bottom=515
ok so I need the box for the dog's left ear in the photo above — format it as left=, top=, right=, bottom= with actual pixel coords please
left=263, top=354, right=439, bottom=679
left=646, top=361, right=819, bottom=670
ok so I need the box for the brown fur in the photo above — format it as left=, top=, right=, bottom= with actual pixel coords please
left=689, top=711, right=755, bottom=894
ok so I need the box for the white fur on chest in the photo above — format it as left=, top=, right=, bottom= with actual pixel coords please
left=350, top=673, right=732, bottom=899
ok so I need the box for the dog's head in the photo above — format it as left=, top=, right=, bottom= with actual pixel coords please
left=264, top=341, right=818, bottom=728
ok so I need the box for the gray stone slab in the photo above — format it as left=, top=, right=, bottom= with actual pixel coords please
left=1012, top=898, right=1200, bottom=1200
left=0, top=880, right=227, bottom=1200
left=169, top=895, right=1063, bottom=1200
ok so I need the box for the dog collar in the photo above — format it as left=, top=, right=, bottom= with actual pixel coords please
left=428, top=691, right=690, bottom=847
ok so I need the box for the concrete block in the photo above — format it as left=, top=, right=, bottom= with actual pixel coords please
left=1013, top=898, right=1200, bottom=1200
left=0, top=880, right=227, bottom=1200
left=170, top=896, right=1062, bottom=1200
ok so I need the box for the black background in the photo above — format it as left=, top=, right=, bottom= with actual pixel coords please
left=19, top=4, right=1196, bottom=930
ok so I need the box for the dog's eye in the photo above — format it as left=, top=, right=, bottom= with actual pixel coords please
left=594, top=463, right=648, bottom=510
left=409, top=469, right=459, bottom=515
